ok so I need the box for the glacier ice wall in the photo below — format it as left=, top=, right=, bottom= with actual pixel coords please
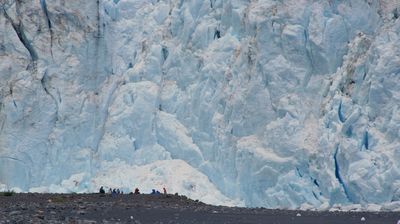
left=1, top=0, right=400, bottom=208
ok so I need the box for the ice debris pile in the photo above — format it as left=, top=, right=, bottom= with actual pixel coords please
left=1, top=0, right=400, bottom=209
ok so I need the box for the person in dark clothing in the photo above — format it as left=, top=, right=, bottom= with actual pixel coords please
left=116, top=189, right=120, bottom=194
left=214, top=29, right=221, bottom=39
left=99, top=186, right=105, bottom=194
left=112, top=188, right=117, bottom=197
left=134, top=188, right=140, bottom=194
left=151, top=189, right=156, bottom=194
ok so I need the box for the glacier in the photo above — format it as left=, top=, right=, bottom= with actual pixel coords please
left=0, top=0, right=400, bottom=209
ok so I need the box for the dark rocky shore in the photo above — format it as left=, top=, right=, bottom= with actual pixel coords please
left=0, top=193, right=399, bottom=224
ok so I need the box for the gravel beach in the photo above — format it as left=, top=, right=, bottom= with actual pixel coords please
left=0, top=193, right=399, bottom=224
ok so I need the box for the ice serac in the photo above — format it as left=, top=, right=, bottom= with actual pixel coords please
left=1, top=0, right=400, bottom=209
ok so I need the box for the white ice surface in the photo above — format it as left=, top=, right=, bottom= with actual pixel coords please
left=1, top=0, right=400, bottom=210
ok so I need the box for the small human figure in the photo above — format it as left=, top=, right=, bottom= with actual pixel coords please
left=214, top=29, right=221, bottom=39
left=116, top=189, right=120, bottom=194
left=151, top=189, right=156, bottom=194
left=156, top=190, right=161, bottom=195
left=134, top=188, right=140, bottom=194
left=99, top=186, right=105, bottom=194
left=108, top=188, right=112, bottom=194
left=112, top=188, right=117, bottom=197
left=163, top=187, right=167, bottom=195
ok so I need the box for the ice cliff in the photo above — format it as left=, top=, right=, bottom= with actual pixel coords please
left=1, top=0, right=400, bottom=209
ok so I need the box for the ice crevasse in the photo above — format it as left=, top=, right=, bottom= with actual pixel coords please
left=0, top=0, right=400, bottom=209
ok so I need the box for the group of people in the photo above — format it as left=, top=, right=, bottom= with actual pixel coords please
left=99, top=186, right=167, bottom=196
left=99, top=186, right=124, bottom=196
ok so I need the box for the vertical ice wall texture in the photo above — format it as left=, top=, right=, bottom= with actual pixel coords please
left=0, top=0, right=400, bottom=208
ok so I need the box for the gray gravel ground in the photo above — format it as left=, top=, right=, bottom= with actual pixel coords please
left=0, top=193, right=399, bottom=223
